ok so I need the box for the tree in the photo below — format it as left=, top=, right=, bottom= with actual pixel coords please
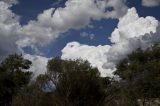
left=48, top=58, right=112, bottom=106
left=11, top=44, right=160, bottom=106
left=12, top=58, right=115, bottom=106
left=114, top=44, right=160, bottom=106
left=0, top=54, right=32, bottom=106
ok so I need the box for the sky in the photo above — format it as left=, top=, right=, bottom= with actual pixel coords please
left=0, top=0, right=160, bottom=78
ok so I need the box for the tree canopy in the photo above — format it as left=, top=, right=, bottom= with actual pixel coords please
left=114, top=44, right=160, bottom=106
left=12, top=58, right=116, bottom=106
left=0, top=54, right=32, bottom=106
left=1, top=44, right=160, bottom=106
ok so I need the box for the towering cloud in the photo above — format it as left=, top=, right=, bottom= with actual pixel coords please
left=61, top=7, right=160, bottom=77
left=106, top=8, right=159, bottom=69
left=142, top=0, right=160, bottom=7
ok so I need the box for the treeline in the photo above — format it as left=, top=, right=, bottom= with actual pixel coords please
left=0, top=44, right=160, bottom=106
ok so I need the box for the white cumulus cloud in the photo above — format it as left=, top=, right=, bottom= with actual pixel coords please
left=24, top=54, right=50, bottom=79
left=61, top=42, right=111, bottom=77
left=0, top=1, right=21, bottom=60
left=105, top=7, right=160, bottom=69
left=61, top=7, right=160, bottom=77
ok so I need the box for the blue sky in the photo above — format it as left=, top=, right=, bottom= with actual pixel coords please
left=8, top=0, right=160, bottom=57
left=0, top=0, right=160, bottom=77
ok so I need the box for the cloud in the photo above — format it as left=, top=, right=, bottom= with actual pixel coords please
left=104, top=0, right=128, bottom=18
left=0, top=1, right=21, bottom=60
left=24, top=54, right=50, bottom=79
left=80, top=32, right=95, bottom=40
left=89, top=34, right=95, bottom=40
left=1, top=0, right=18, bottom=5
left=0, top=0, right=128, bottom=57
left=0, top=0, right=128, bottom=78
left=0, top=1, right=50, bottom=77
left=16, top=0, right=128, bottom=50
left=110, top=8, right=158, bottom=44
left=61, top=42, right=112, bottom=77
left=52, top=0, right=63, bottom=7
left=99, top=26, right=103, bottom=29
left=142, top=0, right=160, bottom=7
left=80, top=32, right=89, bottom=37
left=87, top=24, right=94, bottom=29
left=106, top=8, right=159, bottom=69
left=61, top=7, right=160, bottom=77
left=0, top=0, right=159, bottom=78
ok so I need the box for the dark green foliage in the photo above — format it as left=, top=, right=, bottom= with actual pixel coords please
left=11, top=82, right=49, bottom=106
left=11, top=44, right=160, bottom=106
left=114, top=44, right=160, bottom=105
left=12, top=59, right=114, bottom=106
left=0, top=54, right=32, bottom=106
left=48, top=59, right=106, bottom=106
